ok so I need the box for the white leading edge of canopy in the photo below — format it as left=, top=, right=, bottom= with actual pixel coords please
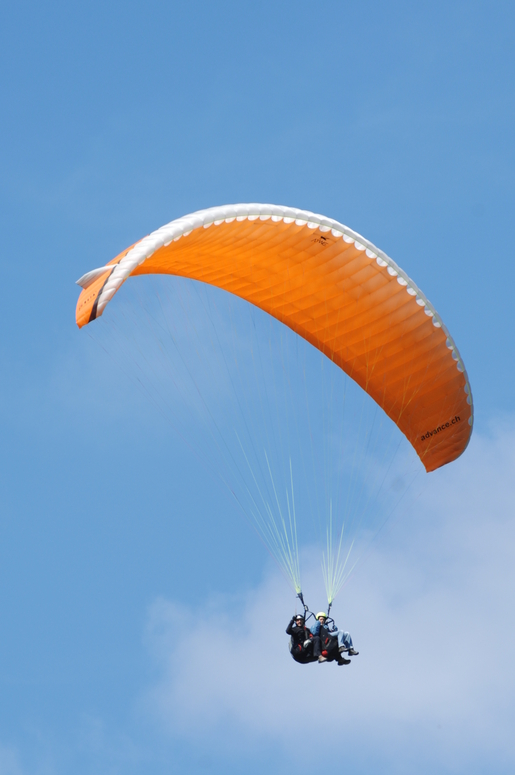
left=76, top=203, right=473, bottom=428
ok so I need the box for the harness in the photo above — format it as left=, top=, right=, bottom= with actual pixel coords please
left=296, top=591, right=335, bottom=629
left=293, top=592, right=338, bottom=658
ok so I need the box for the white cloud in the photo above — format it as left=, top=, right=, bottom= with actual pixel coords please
left=142, top=421, right=515, bottom=773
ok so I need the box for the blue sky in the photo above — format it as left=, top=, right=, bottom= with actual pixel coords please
left=1, top=1, right=514, bottom=773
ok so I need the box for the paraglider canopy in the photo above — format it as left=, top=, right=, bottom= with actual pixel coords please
left=76, top=203, right=473, bottom=473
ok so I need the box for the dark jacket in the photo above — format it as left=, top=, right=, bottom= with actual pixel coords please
left=286, top=618, right=321, bottom=661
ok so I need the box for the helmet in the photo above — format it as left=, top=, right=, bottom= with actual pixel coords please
left=316, top=612, right=327, bottom=619
left=294, top=614, right=305, bottom=621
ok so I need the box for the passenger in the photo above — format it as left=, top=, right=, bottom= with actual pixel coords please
left=286, top=614, right=324, bottom=663
left=311, top=612, right=358, bottom=658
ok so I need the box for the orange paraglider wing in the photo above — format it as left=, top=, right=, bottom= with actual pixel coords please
left=76, top=204, right=472, bottom=472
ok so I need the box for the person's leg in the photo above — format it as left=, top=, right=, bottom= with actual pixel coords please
left=336, top=630, right=353, bottom=650
left=336, top=630, right=359, bottom=655
left=311, top=635, right=322, bottom=658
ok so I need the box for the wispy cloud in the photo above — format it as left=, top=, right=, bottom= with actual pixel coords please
left=142, top=421, right=515, bottom=773
left=0, top=744, right=24, bottom=775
